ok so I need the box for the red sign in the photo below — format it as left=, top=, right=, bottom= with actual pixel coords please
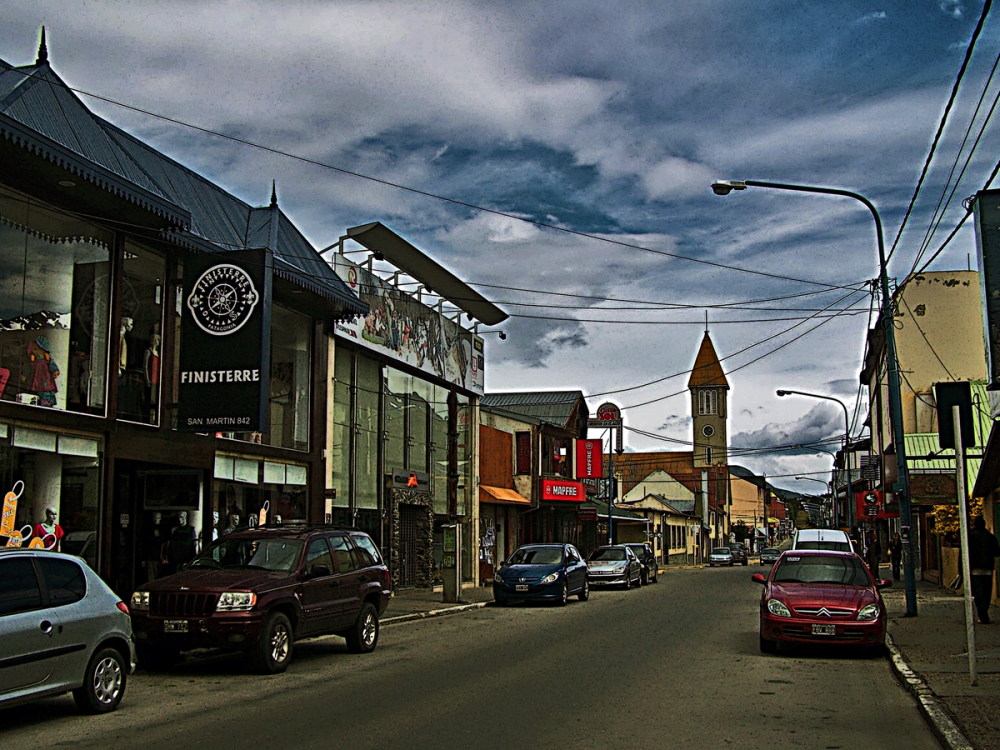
left=541, top=479, right=586, bottom=502
left=575, top=439, right=604, bottom=479
left=578, top=506, right=598, bottom=522
left=855, top=489, right=898, bottom=519
left=596, top=402, right=621, bottom=421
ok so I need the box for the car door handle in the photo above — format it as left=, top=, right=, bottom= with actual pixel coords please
left=39, top=620, right=53, bottom=635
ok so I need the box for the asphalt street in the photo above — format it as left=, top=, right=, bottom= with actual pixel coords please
left=1, top=566, right=942, bottom=749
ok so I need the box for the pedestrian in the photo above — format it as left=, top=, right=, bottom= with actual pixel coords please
left=969, top=516, right=1000, bottom=625
left=888, top=532, right=902, bottom=581
left=865, top=529, right=881, bottom=577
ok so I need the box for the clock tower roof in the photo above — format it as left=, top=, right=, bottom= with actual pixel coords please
left=687, top=332, right=729, bottom=389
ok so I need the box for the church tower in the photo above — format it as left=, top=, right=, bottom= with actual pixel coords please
left=687, top=330, right=729, bottom=468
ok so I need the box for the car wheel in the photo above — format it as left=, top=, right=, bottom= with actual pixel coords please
left=743, top=559, right=748, bottom=566
left=346, top=602, right=380, bottom=653
left=641, top=569, right=648, bottom=586
left=578, top=579, right=590, bottom=601
left=624, top=574, right=632, bottom=590
left=73, top=646, right=127, bottom=714
left=759, top=634, right=777, bottom=654
left=635, top=570, right=642, bottom=587
left=136, top=643, right=179, bottom=672
left=252, top=610, right=293, bottom=673
left=493, top=596, right=508, bottom=606
left=555, top=582, right=569, bottom=607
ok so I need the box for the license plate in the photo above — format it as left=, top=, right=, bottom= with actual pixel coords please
left=515, top=584, right=529, bottom=592
left=164, top=620, right=189, bottom=633
left=811, top=624, right=836, bottom=636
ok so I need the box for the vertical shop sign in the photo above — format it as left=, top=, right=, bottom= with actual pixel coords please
left=975, top=190, right=1000, bottom=387
left=177, top=249, right=272, bottom=431
left=575, top=439, right=604, bottom=479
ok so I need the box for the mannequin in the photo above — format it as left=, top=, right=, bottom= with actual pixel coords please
left=142, top=511, right=165, bottom=582
left=119, top=317, right=133, bottom=376
left=144, top=325, right=160, bottom=421
left=165, top=510, right=198, bottom=574
left=33, top=507, right=64, bottom=550
left=223, top=513, right=240, bottom=535
left=212, top=510, right=220, bottom=541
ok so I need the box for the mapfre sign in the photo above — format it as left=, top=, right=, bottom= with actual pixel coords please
left=575, top=439, right=604, bottom=479
left=540, top=479, right=586, bottom=502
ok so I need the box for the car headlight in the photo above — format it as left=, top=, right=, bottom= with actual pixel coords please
left=216, top=592, right=257, bottom=612
left=130, top=591, right=150, bottom=611
left=614, top=564, right=627, bottom=572
left=766, top=599, right=792, bottom=618
left=540, top=572, right=560, bottom=584
left=857, top=603, right=880, bottom=621
left=494, top=571, right=505, bottom=583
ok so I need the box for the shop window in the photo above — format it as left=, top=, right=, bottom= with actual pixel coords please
left=218, top=305, right=310, bottom=450
left=431, top=385, right=449, bottom=515
left=542, top=436, right=572, bottom=477
left=330, top=348, right=352, bottom=510
left=515, top=432, right=531, bottom=475
left=117, top=242, right=165, bottom=425
left=456, top=393, right=471, bottom=516
left=356, top=356, right=380, bottom=511
left=0, top=186, right=112, bottom=416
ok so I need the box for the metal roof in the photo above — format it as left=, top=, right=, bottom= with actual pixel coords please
left=481, top=391, right=585, bottom=429
left=346, top=222, right=508, bottom=326
left=0, top=52, right=365, bottom=318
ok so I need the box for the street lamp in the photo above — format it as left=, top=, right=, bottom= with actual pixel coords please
left=713, top=178, right=916, bottom=616
left=777, top=389, right=854, bottom=530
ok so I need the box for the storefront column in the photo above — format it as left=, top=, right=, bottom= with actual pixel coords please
left=32, top=451, right=63, bottom=527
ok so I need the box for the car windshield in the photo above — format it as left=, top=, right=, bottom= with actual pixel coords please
left=713, top=548, right=730, bottom=554
left=772, top=555, right=871, bottom=586
left=189, top=537, right=304, bottom=572
left=589, top=548, right=626, bottom=561
left=796, top=541, right=853, bottom=553
left=762, top=549, right=779, bottom=555
left=507, top=547, right=563, bottom=565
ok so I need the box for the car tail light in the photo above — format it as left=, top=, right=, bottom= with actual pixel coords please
left=116, top=601, right=130, bottom=616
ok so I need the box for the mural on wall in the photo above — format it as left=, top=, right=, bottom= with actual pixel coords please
left=332, top=255, right=485, bottom=395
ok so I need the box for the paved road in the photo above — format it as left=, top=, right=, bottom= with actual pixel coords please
left=2, top=566, right=941, bottom=749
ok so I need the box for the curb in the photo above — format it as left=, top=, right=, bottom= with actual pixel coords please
left=885, top=633, right=974, bottom=750
left=383, top=601, right=488, bottom=625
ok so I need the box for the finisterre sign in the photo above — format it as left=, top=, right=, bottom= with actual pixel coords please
left=177, top=249, right=272, bottom=432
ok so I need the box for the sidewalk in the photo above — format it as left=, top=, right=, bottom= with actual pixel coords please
left=382, top=584, right=495, bottom=623
left=882, top=567, right=1000, bottom=750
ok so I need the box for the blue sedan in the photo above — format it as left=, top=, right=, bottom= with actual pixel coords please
left=493, top=544, right=590, bottom=606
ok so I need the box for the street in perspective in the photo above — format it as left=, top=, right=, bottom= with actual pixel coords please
left=6, top=3, right=1000, bottom=749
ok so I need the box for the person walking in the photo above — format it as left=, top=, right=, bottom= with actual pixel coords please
left=888, top=532, right=903, bottom=581
left=969, top=516, right=1000, bottom=625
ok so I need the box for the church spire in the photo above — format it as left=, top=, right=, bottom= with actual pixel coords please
left=269, top=180, right=278, bottom=208
left=687, top=330, right=729, bottom=389
left=36, top=27, right=48, bottom=66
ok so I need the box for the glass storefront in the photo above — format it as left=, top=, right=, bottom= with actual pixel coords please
left=211, top=455, right=308, bottom=540
left=117, top=241, right=166, bottom=425
left=218, top=304, right=310, bottom=450
left=0, top=425, right=101, bottom=568
left=0, top=185, right=113, bottom=415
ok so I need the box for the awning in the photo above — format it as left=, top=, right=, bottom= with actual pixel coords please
left=480, top=485, right=531, bottom=506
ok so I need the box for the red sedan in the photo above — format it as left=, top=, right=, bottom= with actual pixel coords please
left=752, top=550, right=890, bottom=654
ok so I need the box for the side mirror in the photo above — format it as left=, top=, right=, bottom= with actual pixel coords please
left=876, top=579, right=892, bottom=589
left=307, top=564, right=332, bottom=579
left=751, top=573, right=767, bottom=585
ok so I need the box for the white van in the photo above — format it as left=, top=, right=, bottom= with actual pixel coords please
left=791, top=529, right=855, bottom=553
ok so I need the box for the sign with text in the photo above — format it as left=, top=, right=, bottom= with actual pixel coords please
left=177, top=249, right=272, bottom=431
left=595, top=402, right=621, bottom=421
left=855, top=489, right=898, bottom=519
left=540, top=478, right=586, bottom=502
left=578, top=506, right=598, bottom=522
left=575, top=439, right=604, bottom=479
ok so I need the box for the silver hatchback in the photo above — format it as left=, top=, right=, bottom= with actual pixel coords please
left=0, top=549, right=136, bottom=713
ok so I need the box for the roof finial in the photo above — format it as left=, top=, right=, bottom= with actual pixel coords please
left=705, top=310, right=709, bottom=335
left=36, top=26, right=48, bottom=66
left=270, top=180, right=278, bottom=208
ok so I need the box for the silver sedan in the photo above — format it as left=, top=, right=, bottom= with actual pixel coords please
left=586, top=545, right=643, bottom=589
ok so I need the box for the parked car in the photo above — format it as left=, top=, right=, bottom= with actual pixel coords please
left=729, top=543, right=748, bottom=566
left=791, top=529, right=855, bottom=553
left=130, top=525, right=390, bottom=674
left=586, top=545, right=642, bottom=589
left=0, top=548, right=135, bottom=713
left=493, top=543, right=589, bottom=605
left=752, top=550, right=890, bottom=654
left=708, top=547, right=734, bottom=566
left=759, top=547, right=782, bottom=566
left=62, top=530, right=97, bottom=570
left=623, top=542, right=658, bottom=584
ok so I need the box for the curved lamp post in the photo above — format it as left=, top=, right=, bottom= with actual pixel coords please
left=777, top=389, right=853, bottom=530
left=713, top=178, right=916, bottom=616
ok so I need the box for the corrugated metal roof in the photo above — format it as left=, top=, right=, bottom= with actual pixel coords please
left=905, top=433, right=982, bottom=481
left=481, top=391, right=584, bottom=428
left=0, top=54, right=365, bottom=318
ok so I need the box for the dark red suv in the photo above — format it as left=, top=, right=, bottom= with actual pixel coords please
left=130, top=525, right=390, bottom=673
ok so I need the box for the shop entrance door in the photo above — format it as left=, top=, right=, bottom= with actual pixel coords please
left=399, top=504, right=421, bottom=588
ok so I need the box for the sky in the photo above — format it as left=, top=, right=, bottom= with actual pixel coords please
left=1, top=1, right=996, bottom=495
